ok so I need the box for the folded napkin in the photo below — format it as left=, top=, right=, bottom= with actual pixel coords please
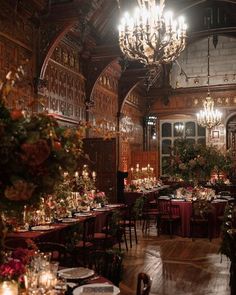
left=82, top=285, right=114, bottom=294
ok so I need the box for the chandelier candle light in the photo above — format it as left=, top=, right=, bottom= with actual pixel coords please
left=196, top=36, right=222, bottom=129
left=118, top=0, right=187, bottom=67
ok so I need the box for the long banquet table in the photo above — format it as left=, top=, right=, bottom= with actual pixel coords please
left=124, top=185, right=170, bottom=205
left=6, top=205, right=124, bottom=246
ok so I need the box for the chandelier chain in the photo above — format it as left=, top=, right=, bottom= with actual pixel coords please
left=196, top=36, right=222, bottom=130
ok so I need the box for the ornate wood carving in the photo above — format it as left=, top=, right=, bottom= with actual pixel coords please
left=89, top=62, right=120, bottom=136
left=82, top=138, right=117, bottom=203
left=0, top=0, right=35, bottom=50
left=152, top=89, right=236, bottom=116
left=118, top=68, right=147, bottom=113
left=43, top=42, right=86, bottom=122
left=39, top=22, right=71, bottom=77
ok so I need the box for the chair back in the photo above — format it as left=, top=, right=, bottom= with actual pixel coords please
left=192, top=200, right=212, bottom=220
left=36, top=242, right=71, bottom=266
left=86, top=250, right=123, bottom=286
left=136, top=272, right=152, bottom=295
left=158, top=199, right=171, bottom=216
left=83, top=216, right=95, bottom=246
left=4, top=238, right=30, bottom=250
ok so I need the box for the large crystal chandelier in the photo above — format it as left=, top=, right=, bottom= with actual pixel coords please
left=118, top=0, right=187, bottom=67
left=196, top=36, right=222, bottom=129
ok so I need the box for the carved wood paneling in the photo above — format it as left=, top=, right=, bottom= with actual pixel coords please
left=131, top=151, right=158, bottom=178
left=119, top=90, right=144, bottom=172
left=0, top=35, right=33, bottom=109
left=44, top=42, right=86, bottom=122
left=0, top=1, right=35, bottom=50
left=82, top=138, right=117, bottom=203
left=152, top=89, right=236, bottom=116
left=90, top=63, right=119, bottom=136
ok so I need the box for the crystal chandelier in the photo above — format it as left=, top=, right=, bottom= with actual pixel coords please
left=118, top=0, right=187, bottom=67
left=196, top=36, right=222, bottom=129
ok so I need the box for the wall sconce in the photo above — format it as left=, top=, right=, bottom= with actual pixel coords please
left=194, top=78, right=199, bottom=84
left=224, top=74, right=229, bottom=82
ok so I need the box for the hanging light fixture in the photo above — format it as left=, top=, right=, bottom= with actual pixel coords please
left=196, top=36, right=222, bottom=129
left=118, top=0, right=187, bottom=67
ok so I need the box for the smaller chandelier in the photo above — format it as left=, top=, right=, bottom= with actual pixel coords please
left=118, top=0, right=187, bottom=67
left=196, top=93, right=222, bottom=129
left=196, top=36, right=222, bottom=129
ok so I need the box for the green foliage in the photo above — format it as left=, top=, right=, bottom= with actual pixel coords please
left=219, top=203, right=235, bottom=261
left=170, top=138, right=233, bottom=183
left=0, top=97, right=84, bottom=211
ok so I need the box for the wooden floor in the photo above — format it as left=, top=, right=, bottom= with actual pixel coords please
left=119, top=223, right=231, bottom=295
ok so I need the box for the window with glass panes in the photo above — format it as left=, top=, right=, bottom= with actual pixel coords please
left=160, top=120, right=206, bottom=175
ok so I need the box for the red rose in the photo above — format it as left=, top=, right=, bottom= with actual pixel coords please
left=10, top=109, right=23, bottom=120
left=53, top=141, right=61, bottom=150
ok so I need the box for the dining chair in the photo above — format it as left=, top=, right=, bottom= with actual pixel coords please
left=136, top=272, right=152, bottom=295
left=4, top=237, right=30, bottom=250
left=93, top=211, right=115, bottom=250
left=100, top=209, right=128, bottom=251
left=36, top=242, right=73, bottom=267
left=119, top=203, right=138, bottom=248
left=142, top=196, right=161, bottom=235
left=74, top=216, right=96, bottom=265
left=85, top=249, right=123, bottom=286
left=190, top=200, right=213, bottom=241
left=158, top=199, right=181, bottom=238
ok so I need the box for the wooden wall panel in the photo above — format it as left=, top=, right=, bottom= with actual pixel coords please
left=44, top=42, right=86, bottom=123
left=131, top=151, right=158, bottom=178
left=90, top=63, right=119, bottom=137
left=82, top=138, right=117, bottom=203
left=119, top=91, right=144, bottom=172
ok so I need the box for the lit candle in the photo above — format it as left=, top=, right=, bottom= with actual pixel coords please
left=92, top=171, right=96, bottom=179
left=39, top=271, right=57, bottom=290
left=75, top=171, right=79, bottom=178
left=0, top=281, right=18, bottom=295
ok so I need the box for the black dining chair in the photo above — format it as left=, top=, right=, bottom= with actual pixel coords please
left=158, top=199, right=181, bottom=238
left=136, top=272, right=152, bottom=295
left=85, top=249, right=123, bottom=286
left=190, top=200, right=213, bottom=241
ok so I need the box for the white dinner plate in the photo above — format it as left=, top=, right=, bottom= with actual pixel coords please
left=61, top=218, right=78, bottom=223
left=73, top=283, right=120, bottom=295
left=58, top=267, right=95, bottom=280
left=74, top=212, right=93, bottom=217
left=212, top=199, right=228, bottom=203
left=14, top=228, right=28, bottom=232
left=158, top=196, right=170, bottom=200
left=105, top=204, right=121, bottom=208
left=93, top=208, right=110, bottom=212
left=31, top=225, right=55, bottom=231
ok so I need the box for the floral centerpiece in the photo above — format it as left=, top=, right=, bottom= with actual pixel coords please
left=0, top=65, right=86, bottom=264
left=93, top=191, right=107, bottom=206
left=170, top=138, right=232, bottom=185
left=0, top=247, right=36, bottom=288
left=192, top=186, right=215, bottom=201
left=175, top=186, right=215, bottom=201
left=0, top=67, right=84, bottom=210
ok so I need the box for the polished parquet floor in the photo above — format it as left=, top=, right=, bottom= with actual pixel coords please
left=119, top=223, right=231, bottom=295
